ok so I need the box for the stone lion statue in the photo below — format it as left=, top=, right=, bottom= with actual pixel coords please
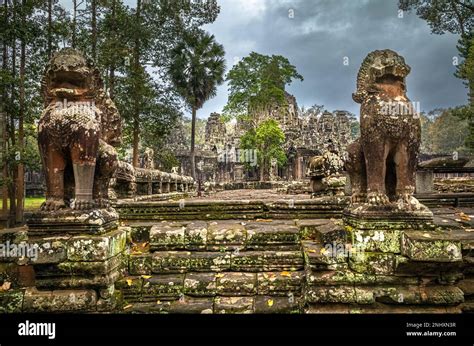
left=38, top=48, right=122, bottom=210
left=345, top=49, right=421, bottom=210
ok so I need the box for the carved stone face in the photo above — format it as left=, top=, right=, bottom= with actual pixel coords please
left=353, top=49, right=411, bottom=104
left=43, top=48, right=98, bottom=101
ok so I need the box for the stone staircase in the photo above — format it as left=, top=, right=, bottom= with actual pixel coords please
left=117, top=219, right=305, bottom=313
left=116, top=217, right=473, bottom=314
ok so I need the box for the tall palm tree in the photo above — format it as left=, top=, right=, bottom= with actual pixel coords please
left=169, top=29, right=226, bottom=179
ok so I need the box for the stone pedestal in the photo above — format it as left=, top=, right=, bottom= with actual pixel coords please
left=22, top=208, right=128, bottom=312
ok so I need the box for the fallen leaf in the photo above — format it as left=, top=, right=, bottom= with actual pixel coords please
left=123, top=304, right=133, bottom=310
left=459, top=212, right=471, bottom=221
left=126, top=279, right=133, bottom=286
left=215, top=273, right=224, bottom=278
left=267, top=299, right=274, bottom=307
left=281, top=271, right=291, bottom=277
left=141, top=275, right=152, bottom=279
left=0, top=281, right=11, bottom=291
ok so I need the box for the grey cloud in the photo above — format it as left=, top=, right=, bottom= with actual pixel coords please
left=201, top=0, right=468, bottom=118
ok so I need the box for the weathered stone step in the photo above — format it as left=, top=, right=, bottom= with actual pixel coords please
left=129, top=250, right=303, bottom=275
left=117, top=271, right=303, bottom=303
left=115, top=198, right=347, bottom=221
left=122, top=295, right=301, bottom=314
left=305, top=302, right=462, bottom=314
left=147, top=220, right=301, bottom=251
left=305, top=284, right=464, bottom=305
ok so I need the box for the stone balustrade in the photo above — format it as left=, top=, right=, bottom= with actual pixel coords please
left=112, top=161, right=195, bottom=199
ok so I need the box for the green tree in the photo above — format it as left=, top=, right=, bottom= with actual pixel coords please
left=224, top=52, right=303, bottom=127
left=168, top=29, right=226, bottom=178
left=240, top=119, right=286, bottom=181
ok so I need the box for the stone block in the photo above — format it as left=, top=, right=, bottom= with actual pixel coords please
left=23, top=287, right=97, bottom=312
left=305, top=285, right=374, bottom=304
left=350, top=228, right=402, bottom=253
left=67, top=229, right=127, bottom=262
left=214, top=296, right=254, bottom=314
left=129, top=253, right=152, bottom=275
left=231, top=251, right=303, bottom=272
left=183, top=272, right=217, bottom=296
left=257, top=271, right=303, bottom=295
left=254, top=295, right=300, bottom=313
left=216, top=272, right=257, bottom=296
left=152, top=251, right=231, bottom=273
left=207, top=221, right=246, bottom=250
left=28, top=236, right=69, bottom=264
left=401, top=231, right=462, bottom=262
left=184, top=221, right=208, bottom=250
left=245, top=221, right=299, bottom=249
left=420, top=286, right=464, bottom=305
left=0, top=289, right=24, bottom=313
left=140, top=274, right=184, bottom=301
left=150, top=222, right=186, bottom=250
left=349, top=252, right=398, bottom=275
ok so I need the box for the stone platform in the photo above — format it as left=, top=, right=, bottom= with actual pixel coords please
left=1, top=199, right=473, bottom=314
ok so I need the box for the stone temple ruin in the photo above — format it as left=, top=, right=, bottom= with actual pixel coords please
left=175, top=92, right=353, bottom=187
left=0, top=48, right=473, bottom=315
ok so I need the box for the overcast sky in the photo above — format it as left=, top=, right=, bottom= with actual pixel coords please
left=61, top=0, right=469, bottom=119
left=198, top=0, right=468, bottom=119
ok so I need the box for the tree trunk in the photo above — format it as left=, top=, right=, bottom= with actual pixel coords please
left=47, top=0, right=52, bottom=58
left=108, top=0, right=116, bottom=98
left=72, top=0, right=77, bottom=48
left=8, top=0, right=17, bottom=226
left=2, top=0, right=9, bottom=223
left=16, top=0, right=26, bottom=224
left=132, top=117, right=139, bottom=167
left=91, top=0, right=97, bottom=61
left=131, top=0, right=141, bottom=168
left=190, top=106, right=197, bottom=179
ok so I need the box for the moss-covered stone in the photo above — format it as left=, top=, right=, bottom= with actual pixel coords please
left=305, top=285, right=374, bottom=304
left=152, top=251, right=231, bottom=273
left=215, top=296, right=254, bottom=314
left=207, top=221, right=246, bottom=250
left=184, top=221, right=208, bottom=250
left=420, top=286, right=464, bottom=305
left=216, top=272, right=257, bottom=296
left=140, top=274, right=184, bottom=301
left=129, top=253, right=152, bottom=275
left=231, top=251, right=303, bottom=272
left=349, top=228, right=402, bottom=253
left=349, top=252, right=398, bottom=275
left=28, top=236, right=69, bottom=264
left=67, top=229, right=126, bottom=262
left=150, top=222, right=187, bottom=250
left=23, top=287, right=97, bottom=312
left=401, top=231, right=462, bottom=262
left=257, top=271, right=303, bottom=295
left=254, top=295, right=301, bottom=313
left=183, top=272, right=217, bottom=296
left=0, top=289, right=24, bottom=313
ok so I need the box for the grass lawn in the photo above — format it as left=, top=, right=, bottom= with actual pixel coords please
left=25, top=197, right=45, bottom=210
left=1, top=197, right=45, bottom=211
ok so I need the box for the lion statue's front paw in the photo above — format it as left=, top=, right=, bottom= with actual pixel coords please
left=72, top=199, right=96, bottom=210
left=367, top=192, right=390, bottom=206
left=40, top=199, right=66, bottom=211
left=94, top=198, right=110, bottom=208
left=351, top=192, right=367, bottom=204
left=396, top=193, right=422, bottom=211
